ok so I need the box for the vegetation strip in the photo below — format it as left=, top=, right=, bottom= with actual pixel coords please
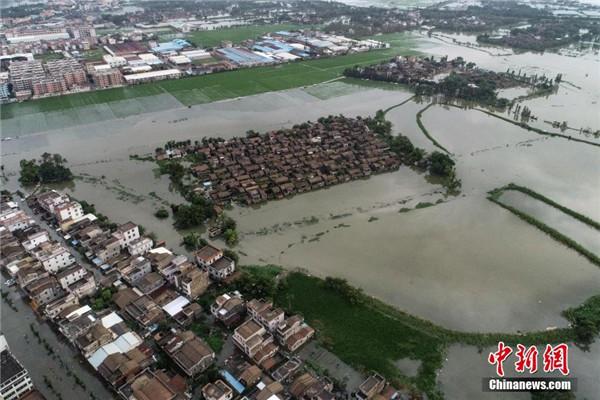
left=475, top=108, right=600, bottom=148
left=416, top=103, right=451, bottom=153
left=488, top=187, right=600, bottom=267
left=382, top=95, right=415, bottom=115
left=500, top=183, right=600, bottom=231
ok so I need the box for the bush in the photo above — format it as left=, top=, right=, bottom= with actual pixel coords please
left=154, top=208, right=169, bottom=219
left=427, top=151, right=455, bottom=177
left=562, top=295, right=600, bottom=347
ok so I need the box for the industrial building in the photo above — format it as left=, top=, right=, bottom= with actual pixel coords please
left=123, top=69, right=182, bottom=84
left=5, top=28, right=70, bottom=44
left=151, top=39, right=192, bottom=54
left=214, top=47, right=274, bottom=66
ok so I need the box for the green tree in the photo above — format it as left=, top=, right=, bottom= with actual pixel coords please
left=19, top=153, right=73, bottom=185
left=181, top=232, right=207, bottom=251
left=427, top=151, right=455, bottom=177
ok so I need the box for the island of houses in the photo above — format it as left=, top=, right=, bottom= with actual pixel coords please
left=156, top=115, right=401, bottom=206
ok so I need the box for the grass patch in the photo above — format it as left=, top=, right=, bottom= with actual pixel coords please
left=276, top=272, right=446, bottom=397
left=80, top=48, right=106, bottom=62
left=34, top=52, right=65, bottom=62
left=415, top=202, right=434, bottom=209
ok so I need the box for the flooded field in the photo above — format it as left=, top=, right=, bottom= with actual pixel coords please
left=1, top=31, right=599, bottom=398
left=499, top=190, right=600, bottom=254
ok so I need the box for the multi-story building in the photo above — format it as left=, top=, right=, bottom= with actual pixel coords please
left=53, top=201, right=84, bottom=223
left=113, top=222, right=140, bottom=249
left=202, top=380, right=233, bottom=400
left=276, top=315, right=315, bottom=352
left=5, top=28, right=70, bottom=44
left=34, top=242, right=75, bottom=273
left=102, top=55, right=127, bottom=68
left=174, top=268, right=210, bottom=300
left=248, top=300, right=314, bottom=352
left=210, top=291, right=245, bottom=327
left=0, top=210, right=34, bottom=232
left=127, top=237, right=153, bottom=256
left=25, top=276, right=64, bottom=307
left=119, top=256, right=152, bottom=286
left=44, top=292, right=79, bottom=319
left=68, top=273, right=97, bottom=298
left=194, top=244, right=223, bottom=267
left=135, top=272, right=165, bottom=295
left=0, top=335, right=34, bottom=400
left=31, top=77, right=67, bottom=96
left=21, top=230, right=50, bottom=251
left=36, top=190, right=69, bottom=213
left=92, top=68, right=123, bottom=88
left=70, top=26, right=97, bottom=44
left=56, top=264, right=87, bottom=289
left=45, top=58, right=88, bottom=89
left=94, top=235, right=121, bottom=263
left=194, top=244, right=235, bottom=280
left=8, top=60, right=45, bottom=91
left=232, top=319, right=278, bottom=363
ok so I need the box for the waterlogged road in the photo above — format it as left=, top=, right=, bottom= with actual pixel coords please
left=0, top=277, right=114, bottom=400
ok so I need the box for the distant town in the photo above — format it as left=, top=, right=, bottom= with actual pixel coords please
left=1, top=0, right=598, bottom=104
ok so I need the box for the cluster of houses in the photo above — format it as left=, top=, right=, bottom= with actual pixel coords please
left=343, top=55, right=542, bottom=96
left=201, top=291, right=337, bottom=400
left=344, top=55, right=468, bottom=85
left=1, top=193, right=96, bottom=316
left=2, top=189, right=402, bottom=400
left=158, top=116, right=401, bottom=205
left=0, top=190, right=233, bottom=399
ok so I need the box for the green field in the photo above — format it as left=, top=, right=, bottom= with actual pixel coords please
left=34, top=52, right=65, bottom=62
left=276, top=272, right=445, bottom=396
left=1, top=32, right=418, bottom=122
left=184, top=23, right=311, bottom=48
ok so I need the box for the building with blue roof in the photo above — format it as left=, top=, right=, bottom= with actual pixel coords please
left=216, top=47, right=274, bottom=66
left=220, top=370, right=245, bottom=393
left=152, top=39, right=192, bottom=54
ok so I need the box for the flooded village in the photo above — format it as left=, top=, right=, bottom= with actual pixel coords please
left=1, top=0, right=600, bottom=399
left=157, top=116, right=401, bottom=206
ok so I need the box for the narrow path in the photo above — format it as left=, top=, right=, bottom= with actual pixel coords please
left=382, top=95, right=415, bottom=115
left=415, top=103, right=452, bottom=154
